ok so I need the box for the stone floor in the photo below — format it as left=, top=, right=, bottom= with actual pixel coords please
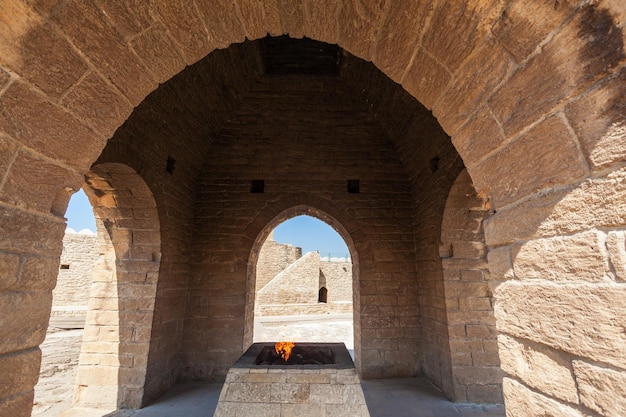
left=93, top=378, right=504, bottom=417
left=38, top=314, right=505, bottom=416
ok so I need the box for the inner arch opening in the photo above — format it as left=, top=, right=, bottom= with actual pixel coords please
left=252, top=215, right=354, bottom=354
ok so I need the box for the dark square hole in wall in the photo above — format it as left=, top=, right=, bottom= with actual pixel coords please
left=251, top=180, right=265, bottom=193
left=429, top=157, right=440, bottom=173
left=60, top=264, right=70, bottom=269
left=166, top=155, right=176, bottom=174
left=347, top=179, right=360, bottom=194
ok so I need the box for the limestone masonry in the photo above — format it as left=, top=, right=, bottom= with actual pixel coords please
left=1, top=2, right=625, bottom=416
left=256, top=232, right=353, bottom=316
left=49, top=230, right=98, bottom=328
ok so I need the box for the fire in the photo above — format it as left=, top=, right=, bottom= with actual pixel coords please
left=275, top=341, right=295, bottom=361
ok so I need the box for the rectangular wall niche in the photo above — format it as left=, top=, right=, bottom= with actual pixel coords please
left=347, top=179, right=360, bottom=193
left=250, top=180, right=265, bottom=193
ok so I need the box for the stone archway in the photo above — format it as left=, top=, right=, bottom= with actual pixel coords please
left=440, top=169, right=501, bottom=403
left=76, top=163, right=161, bottom=410
left=0, top=2, right=624, bottom=416
left=246, top=206, right=359, bottom=363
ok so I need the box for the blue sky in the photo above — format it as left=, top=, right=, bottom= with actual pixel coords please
left=66, top=190, right=349, bottom=257
left=274, top=215, right=349, bottom=258
left=65, top=189, right=96, bottom=232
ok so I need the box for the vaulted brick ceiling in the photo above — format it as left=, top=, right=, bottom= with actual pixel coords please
left=99, top=36, right=455, bottom=187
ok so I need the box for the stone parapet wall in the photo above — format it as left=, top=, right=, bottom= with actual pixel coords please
left=257, top=302, right=353, bottom=317
left=319, top=261, right=352, bottom=303
left=256, top=232, right=302, bottom=291
left=257, top=252, right=320, bottom=306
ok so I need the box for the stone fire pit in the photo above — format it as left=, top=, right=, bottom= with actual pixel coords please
left=214, top=342, right=370, bottom=416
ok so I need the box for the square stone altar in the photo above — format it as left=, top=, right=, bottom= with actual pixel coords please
left=214, top=342, right=370, bottom=416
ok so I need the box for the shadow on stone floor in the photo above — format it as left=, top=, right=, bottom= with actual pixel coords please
left=96, top=378, right=504, bottom=417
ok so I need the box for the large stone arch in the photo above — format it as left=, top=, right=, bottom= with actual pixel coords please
left=0, top=2, right=624, bottom=416
left=76, top=163, right=161, bottom=410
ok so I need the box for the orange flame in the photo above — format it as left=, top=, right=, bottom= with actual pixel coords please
left=275, top=341, right=295, bottom=361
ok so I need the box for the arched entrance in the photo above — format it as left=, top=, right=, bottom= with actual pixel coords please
left=248, top=209, right=356, bottom=358
left=0, top=3, right=624, bottom=416
left=75, top=163, right=161, bottom=409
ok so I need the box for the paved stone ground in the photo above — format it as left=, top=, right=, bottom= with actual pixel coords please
left=34, top=314, right=354, bottom=417
left=34, top=315, right=505, bottom=417
left=33, top=328, right=83, bottom=417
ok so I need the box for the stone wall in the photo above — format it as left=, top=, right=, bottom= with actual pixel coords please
left=187, top=73, right=419, bottom=381
left=258, top=251, right=320, bottom=306
left=256, top=231, right=302, bottom=291
left=49, top=230, right=98, bottom=328
left=256, top=248, right=353, bottom=317
left=319, top=261, right=352, bottom=305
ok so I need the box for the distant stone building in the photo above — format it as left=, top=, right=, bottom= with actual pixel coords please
left=255, top=232, right=353, bottom=316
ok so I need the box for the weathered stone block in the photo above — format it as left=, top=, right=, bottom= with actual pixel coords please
left=280, top=402, right=326, bottom=417
left=434, top=41, right=515, bottom=135
left=0, top=348, right=41, bottom=399
left=487, top=246, right=513, bottom=280
left=402, top=47, right=451, bottom=110
left=0, top=1, right=88, bottom=98
left=19, top=256, right=60, bottom=290
left=89, top=0, right=151, bottom=38
left=490, top=4, right=624, bottom=137
left=0, top=81, right=105, bottom=170
left=373, top=2, right=431, bottom=83
left=472, top=115, right=587, bottom=207
left=277, top=0, right=304, bottom=39
left=74, top=384, right=118, bottom=408
left=338, top=0, right=385, bottom=61
left=52, top=0, right=157, bottom=105
left=512, top=231, right=610, bottom=282
left=498, top=335, right=578, bottom=403
left=0, top=291, right=51, bottom=355
left=566, top=66, right=626, bottom=170
left=606, top=231, right=626, bottom=282
left=234, top=0, right=272, bottom=40
left=484, top=167, right=626, bottom=245
left=422, top=0, right=505, bottom=72
left=491, top=0, right=578, bottom=62
left=0, top=253, right=20, bottom=291
left=0, top=134, right=17, bottom=183
left=1, top=149, right=84, bottom=213
left=195, top=0, right=247, bottom=49
left=224, top=382, right=271, bottom=402
left=76, top=365, right=119, bottom=386
left=503, top=378, right=583, bottom=417
left=452, top=107, right=506, bottom=167
left=62, top=71, right=133, bottom=137
left=0, top=389, right=34, bottom=417
left=270, top=382, right=310, bottom=403
left=466, top=383, right=502, bottom=404
left=495, top=281, right=626, bottom=368
left=573, top=360, right=626, bottom=416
